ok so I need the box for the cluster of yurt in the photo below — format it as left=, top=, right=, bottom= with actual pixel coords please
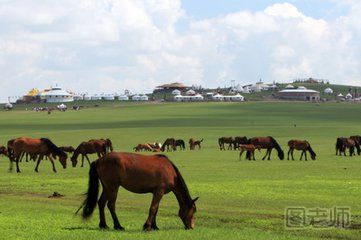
left=131, top=94, right=149, bottom=101
left=212, top=93, right=245, bottom=102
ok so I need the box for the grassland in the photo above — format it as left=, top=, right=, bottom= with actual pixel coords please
left=0, top=101, right=361, bottom=239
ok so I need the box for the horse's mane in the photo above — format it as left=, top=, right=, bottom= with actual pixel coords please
left=155, top=154, right=193, bottom=207
left=41, top=138, right=66, bottom=156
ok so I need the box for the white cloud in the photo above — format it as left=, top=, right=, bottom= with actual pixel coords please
left=0, top=1, right=361, bottom=102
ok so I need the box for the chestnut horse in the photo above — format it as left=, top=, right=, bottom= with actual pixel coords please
left=336, top=137, right=361, bottom=156
left=78, top=152, right=198, bottom=231
left=161, top=138, right=176, bottom=152
left=247, top=137, right=284, bottom=160
left=239, top=144, right=260, bottom=160
left=10, top=137, right=67, bottom=173
left=189, top=138, right=203, bottom=150
left=287, top=140, right=316, bottom=161
left=218, top=137, right=234, bottom=150
left=89, top=138, right=114, bottom=153
left=71, top=140, right=107, bottom=167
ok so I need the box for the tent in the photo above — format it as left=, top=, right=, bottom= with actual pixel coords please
left=324, top=88, right=334, bottom=94
left=172, top=89, right=181, bottom=95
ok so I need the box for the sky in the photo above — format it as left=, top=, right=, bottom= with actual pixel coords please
left=0, top=0, right=361, bottom=102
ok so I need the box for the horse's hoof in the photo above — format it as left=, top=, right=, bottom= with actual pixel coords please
left=114, top=225, right=125, bottom=231
left=143, top=223, right=153, bottom=231
left=17, top=170, right=21, bottom=173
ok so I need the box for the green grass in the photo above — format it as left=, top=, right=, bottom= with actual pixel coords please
left=0, top=102, right=361, bottom=239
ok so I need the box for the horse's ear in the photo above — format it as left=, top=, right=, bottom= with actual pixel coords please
left=192, top=197, right=199, bottom=203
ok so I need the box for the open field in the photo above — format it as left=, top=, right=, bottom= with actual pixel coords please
left=0, top=102, right=361, bottom=239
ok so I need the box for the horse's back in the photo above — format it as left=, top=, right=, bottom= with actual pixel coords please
left=97, top=152, right=177, bottom=194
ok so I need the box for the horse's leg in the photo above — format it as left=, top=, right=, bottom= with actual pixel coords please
left=304, top=150, right=308, bottom=161
left=291, top=149, right=295, bottom=160
left=106, top=186, right=124, bottom=230
left=268, top=149, right=272, bottom=160
left=85, top=155, right=91, bottom=166
left=239, top=149, right=244, bottom=160
left=15, top=154, right=21, bottom=173
left=252, top=150, right=256, bottom=160
left=34, top=155, right=42, bottom=173
left=144, top=191, right=164, bottom=231
left=48, top=155, right=57, bottom=173
left=300, top=151, right=304, bottom=161
left=287, top=148, right=291, bottom=160
left=81, top=155, right=84, bottom=167
left=98, top=189, right=108, bottom=229
left=262, top=149, right=268, bottom=160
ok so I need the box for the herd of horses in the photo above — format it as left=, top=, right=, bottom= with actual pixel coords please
left=0, top=134, right=360, bottom=231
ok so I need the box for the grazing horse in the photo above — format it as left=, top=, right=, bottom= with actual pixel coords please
left=10, top=137, right=67, bottom=173
left=78, top=152, right=198, bottom=231
left=336, top=137, right=361, bottom=156
left=133, top=144, right=153, bottom=152
left=239, top=144, right=260, bottom=160
left=248, top=137, right=284, bottom=160
left=218, top=137, right=234, bottom=150
left=0, top=146, right=8, bottom=157
left=147, top=143, right=161, bottom=152
left=234, top=136, right=248, bottom=150
left=161, top=138, right=176, bottom=152
left=71, top=140, right=107, bottom=167
left=189, top=138, right=203, bottom=150
left=287, top=140, right=316, bottom=161
left=175, top=139, right=186, bottom=150
left=350, top=135, right=361, bottom=145
left=89, top=138, right=114, bottom=153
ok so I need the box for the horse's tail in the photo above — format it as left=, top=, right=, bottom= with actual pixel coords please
left=269, top=136, right=284, bottom=160
left=41, top=138, right=66, bottom=157
left=77, top=160, right=99, bottom=219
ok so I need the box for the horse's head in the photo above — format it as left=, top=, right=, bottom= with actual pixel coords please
left=59, top=153, right=67, bottom=169
left=70, top=153, right=78, bottom=167
left=278, top=150, right=285, bottom=160
left=179, top=197, right=199, bottom=230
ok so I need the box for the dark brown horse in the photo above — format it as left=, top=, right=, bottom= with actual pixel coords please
left=218, top=137, right=234, bottom=150
left=78, top=152, right=198, bottom=231
left=189, top=138, right=203, bottom=150
left=248, top=137, right=284, bottom=160
left=10, top=137, right=67, bottom=173
left=175, top=139, right=186, bottom=150
left=0, top=146, right=8, bottom=157
left=287, top=140, right=316, bottom=161
left=161, top=138, right=176, bottom=152
left=71, top=140, right=107, bottom=167
left=336, top=137, right=361, bottom=156
left=234, top=136, right=248, bottom=150
left=89, top=138, right=114, bottom=153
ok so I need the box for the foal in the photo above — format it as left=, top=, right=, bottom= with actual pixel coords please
left=189, top=138, right=203, bottom=150
left=239, top=144, right=260, bottom=160
left=288, top=140, right=316, bottom=161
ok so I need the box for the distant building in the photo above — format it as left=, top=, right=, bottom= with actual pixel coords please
left=154, top=82, right=189, bottom=93
left=44, top=86, right=73, bottom=103
left=278, top=87, right=320, bottom=101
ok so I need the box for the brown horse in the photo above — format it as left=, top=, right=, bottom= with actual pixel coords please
left=175, top=139, right=186, bottom=150
left=336, top=137, right=361, bottom=156
left=78, top=152, right=198, bottom=231
left=147, top=143, right=161, bottom=152
left=10, top=137, right=67, bottom=173
left=287, top=140, right=316, bottom=161
left=239, top=144, right=260, bottom=160
left=161, top=138, right=176, bottom=152
left=0, top=146, right=8, bottom=157
left=248, top=137, right=284, bottom=160
left=89, top=138, right=114, bottom=153
left=189, top=138, right=203, bottom=150
left=234, top=136, right=248, bottom=150
left=71, top=140, right=107, bottom=167
left=218, top=137, right=234, bottom=150
left=133, top=144, right=153, bottom=152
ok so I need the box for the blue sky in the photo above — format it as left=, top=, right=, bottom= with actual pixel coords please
left=0, top=0, right=360, bottom=103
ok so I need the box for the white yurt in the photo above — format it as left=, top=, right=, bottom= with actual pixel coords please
left=118, top=95, right=129, bottom=101
left=132, top=95, right=141, bottom=101
left=337, top=93, right=344, bottom=98
left=57, top=103, right=67, bottom=110
left=4, top=102, right=13, bottom=110
left=172, top=89, right=181, bottom=95
left=174, top=95, right=183, bottom=102
left=345, top=93, right=353, bottom=99
left=212, top=94, right=223, bottom=101
left=140, top=95, right=149, bottom=101
left=186, top=89, right=196, bottom=95
left=44, top=86, right=74, bottom=103
left=242, top=86, right=250, bottom=93
left=324, top=88, right=334, bottom=94
left=83, top=95, right=91, bottom=101
left=285, top=84, right=295, bottom=89
left=91, top=95, right=102, bottom=100
left=193, top=94, right=204, bottom=101
left=102, top=94, right=115, bottom=100
left=232, top=93, right=245, bottom=101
